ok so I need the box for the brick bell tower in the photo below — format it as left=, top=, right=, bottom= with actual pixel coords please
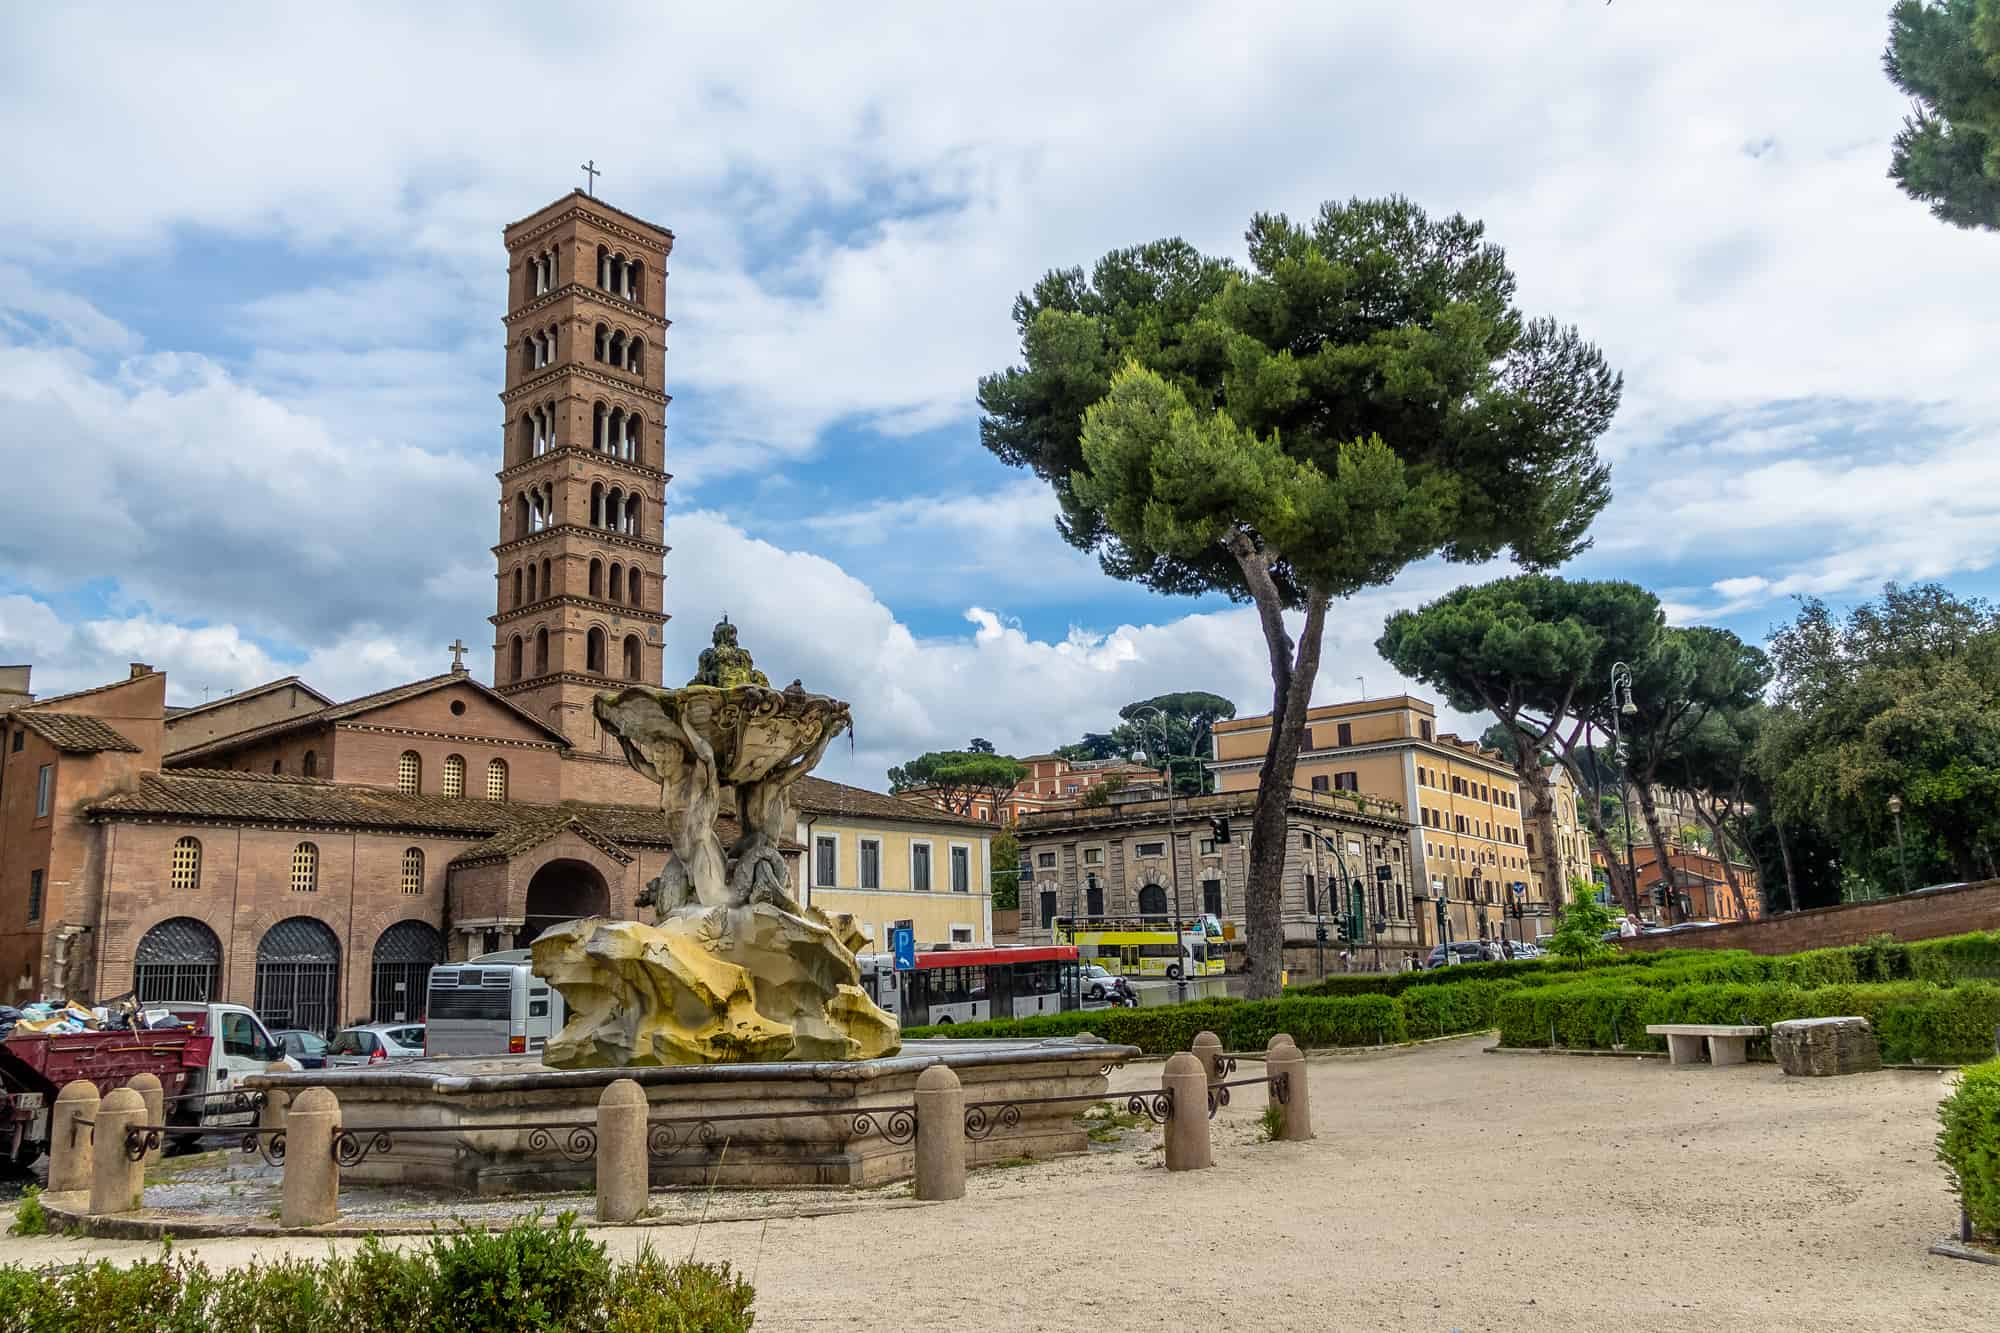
left=491, top=191, right=673, bottom=756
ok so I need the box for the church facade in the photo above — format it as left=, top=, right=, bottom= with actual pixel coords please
left=0, top=192, right=993, bottom=1029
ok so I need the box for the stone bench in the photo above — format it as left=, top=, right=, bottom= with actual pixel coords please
left=1645, top=1023, right=1767, bottom=1067
left=1770, top=1016, right=1880, bottom=1076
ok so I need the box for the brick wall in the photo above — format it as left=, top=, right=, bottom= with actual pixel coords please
left=1619, top=879, right=2000, bottom=955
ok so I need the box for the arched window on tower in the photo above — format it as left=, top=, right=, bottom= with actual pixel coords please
left=590, top=482, right=604, bottom=528
left=627, top=566, right=642, bottom=605
left=597, top=245, right=610, bottom=290
left=588, top=557, right=602, bottom=599
left=586, top=626, right=606, bottom=675
left=541, top=557, right=551, bottom=596
left=608, top=561, right=622, bottom=603
left=522, top=338, right=536, bottom=374
left=303, top=749, right=317, bottom=778
left=514, top=493, right=530, bottom=538
left=622, top=634, right=641, bottom=679
left=511, top=566, right=523, bottom=607
left=622, top=414, right=639, bottom=461
left=609, top=331, right=626, bottom=368
left=526, top=562, right=537, bottom=603
left=630, top=260, right=645, bottom=304
left=624, top=493, right=640, bottom=535
left=534, top=627, right=549, bottom=675
left=608, top=408, right=625, bottom=460
left=593, top=401, right=607, bottom=451
left=629, top=337, right=643, bottom=375
left=594, top=323, right=608, bottom=362
left=397, top=751, right=421, bottom=794
left=606, top=487, right=624, bottom=532
left=509, top=635, right=523, bottom=681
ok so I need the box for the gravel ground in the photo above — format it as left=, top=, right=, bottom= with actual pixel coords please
left=3, top=1037, right=1989, bottom=1331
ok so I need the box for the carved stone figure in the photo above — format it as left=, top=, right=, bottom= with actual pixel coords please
left=530, top=623, right=899, bottom=1066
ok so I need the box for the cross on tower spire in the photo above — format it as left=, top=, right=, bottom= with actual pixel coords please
left=580, top=159, right=600, bottom=196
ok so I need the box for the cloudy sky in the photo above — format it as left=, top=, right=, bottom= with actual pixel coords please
left=3, top=2, right=1995, bottom=786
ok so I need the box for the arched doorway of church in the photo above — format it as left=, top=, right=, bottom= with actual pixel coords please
left=133, top=917, right=222, bottom=1005
left=515, top=859, right=611, bottom=949
left=254, top=917, right=342, bottom=1036
left=371, top=920, right=444, bottom=1023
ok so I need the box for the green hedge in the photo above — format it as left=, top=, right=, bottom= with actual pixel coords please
left=1939, top=1058, right=2000, bottom=1239
left=0, top=1212, right=754, bottom=1332
left=1494, top=978, right=2000, bottom=1064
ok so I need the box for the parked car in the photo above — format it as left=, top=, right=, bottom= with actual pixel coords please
left=1423, top=940, right=1494, bottom=968
left=1080, top=964, right=1127, bottom=1002
left=326, top=1023, right=426, bottom=1067
left=272, top=1028, right=331, bottom=1070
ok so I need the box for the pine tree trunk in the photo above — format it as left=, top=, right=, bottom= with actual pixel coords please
left=1774, top=817, right=1799, bottom=912
left=1634, top=783, right=1676, bottom=918
left=1695, top=803, right=1748, bottom=920
left=1561, top=755, right=1638, bottom=913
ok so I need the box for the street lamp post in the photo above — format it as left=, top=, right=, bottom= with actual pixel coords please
left=1888, top=794, right=1913, bottom=895
left=1609, top=662, right=1640, bottom=916
left=1130, top=706, right=1191, bottom=1002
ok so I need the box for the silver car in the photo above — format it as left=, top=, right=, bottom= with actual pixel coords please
left=326, top=1023, right=426, bottom=1066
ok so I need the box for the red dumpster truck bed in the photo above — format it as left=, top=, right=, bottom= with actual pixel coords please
left=0, top=1028, right=212, bottom=1161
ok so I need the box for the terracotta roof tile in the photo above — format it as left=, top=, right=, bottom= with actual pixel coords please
left=9, top=712, right=141, bottom=754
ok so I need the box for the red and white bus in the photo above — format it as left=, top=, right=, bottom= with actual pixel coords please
left=857, top=944, right=1080, bottom=1026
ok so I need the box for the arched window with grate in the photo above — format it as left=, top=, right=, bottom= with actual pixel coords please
left=256, top=917, right=340, bottom=1036
left=170, top=837, right=202, bottom=891
left=400, top=847, right=424, bottom=895
left=134, top=917, right=221, bottom=1004
left=442, top=754, right=465, bottom=798
left=397, top=751, right=421, bottom=794
left=290, top=842, right=319, bottom=893
left=371, top=920, right=444, bottom=1023
left=486, top=758, right=508, bottom=801
left=302, top=749, right=317, bottom=778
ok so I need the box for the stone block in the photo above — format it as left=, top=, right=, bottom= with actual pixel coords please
left=1771, top=1016, right=1881, bottom=1076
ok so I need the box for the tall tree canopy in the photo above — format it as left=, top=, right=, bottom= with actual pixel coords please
left=1758, top=583, right=2000, bottom=891
left=1112, top=691, right=1236, bottom=791
left=981, top=197, right=1621, bottom=997
left=1378, top=575, right=1661, bottom=911
left=886, top=749, right=1029, bottom=815
left=1884, top=0, right=2000, bottom=230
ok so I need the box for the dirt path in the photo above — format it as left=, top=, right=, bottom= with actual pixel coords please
left=5, top=1038, right=1988, bottom=1331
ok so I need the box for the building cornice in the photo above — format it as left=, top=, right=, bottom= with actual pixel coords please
left=504, top=283, right=671, bottom=331
left=506, top=194, right=674, bottom=251
left=496, top=447, right=671, bottom=488
left=491, top=526, right=670, bottom=559
left=501, top=363, right=670, bottom=408
left=1208, top=735, right=1520, bottom=785
left=490, top=597, right=669, bottom=628
left=330, top=721, right=564, bottom=753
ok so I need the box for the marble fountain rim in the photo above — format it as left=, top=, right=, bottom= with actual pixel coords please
left=244, top=1036, right=1138, bottom=1095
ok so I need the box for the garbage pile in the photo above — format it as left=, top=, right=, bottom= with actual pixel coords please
left=0, top=996, right=193, bottom=1040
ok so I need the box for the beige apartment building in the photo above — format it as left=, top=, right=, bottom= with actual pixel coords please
left=1209, top=696, right=1548, bottom=949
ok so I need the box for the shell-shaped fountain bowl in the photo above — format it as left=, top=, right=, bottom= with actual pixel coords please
left=594, top=683, right=851, bottom=785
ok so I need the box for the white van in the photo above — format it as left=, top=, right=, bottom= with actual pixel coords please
left=423, top=950, right=565, bottom=1057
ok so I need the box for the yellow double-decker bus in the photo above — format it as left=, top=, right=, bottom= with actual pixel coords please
left=1054, top=917, right=1225, bottom=979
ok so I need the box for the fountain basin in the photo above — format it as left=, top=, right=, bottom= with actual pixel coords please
left=247, top=1036, right=1135, bottom=1194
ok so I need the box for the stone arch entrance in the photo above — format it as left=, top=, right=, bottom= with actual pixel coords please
left=133, top=917, right=222, bottom=1004
left=255, top=917, right=341, bottom=1036
left=515, top=859, right=611, bottom=949
left=371, top=920, right=444, bottom=1023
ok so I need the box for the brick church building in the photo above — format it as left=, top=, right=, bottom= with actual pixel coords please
left=0, top=191, right=922, bottom=1033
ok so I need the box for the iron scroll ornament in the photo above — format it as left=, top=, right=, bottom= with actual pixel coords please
left=962, top=1103, right=1021, bottom=1142
left=1125, top=1090, right=1173, bottom=1124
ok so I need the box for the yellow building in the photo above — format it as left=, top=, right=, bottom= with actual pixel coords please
left=1209, top=696, right=1545, bottom=949
left=793, top=777, right=994, bottom=950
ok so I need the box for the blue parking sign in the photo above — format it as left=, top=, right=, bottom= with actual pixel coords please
left=892, top=926, right=916, bottom=971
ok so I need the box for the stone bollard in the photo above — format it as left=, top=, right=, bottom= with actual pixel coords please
left=1162, top=1052, right=1212, bottom=1172
left=90, top=1087, right=146, bottom=1216
left=281, top=1087, right=340, bottom=1228
left=913, top=1064, right=966, bottom=1201
left=49, top=1081, right=98, bottom=1195
left=127, top=1072, right=164, bottom=1168
left=259, top=1065, right=293, bottom=1140
left=596, top=1079, right=649, bottom=1224
left=1267, top=1037, right=1312, bottom=1141
left=1191, top=1030, right=1225, bottom=1082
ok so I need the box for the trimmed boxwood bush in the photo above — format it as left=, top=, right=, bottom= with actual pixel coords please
left=1939, top=1057, right=2000, bottom=1240
left=0, top=1214, right=756, bottom=1333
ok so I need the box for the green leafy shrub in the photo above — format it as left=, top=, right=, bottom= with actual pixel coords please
left=1222, top=994, right=1405, bottom=1051
left=1939, top=1058, right=2000, bottom=1240
left=0, top=1216, right=756, bottom=1331
left=1397, top=980, right=1519, bottom=1039
left=10, top=1185, right=48, bottom=1237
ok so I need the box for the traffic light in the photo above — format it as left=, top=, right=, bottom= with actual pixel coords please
left=1209, top=816, right=1232, bottom=844
left=1316, top=923, right=1329, bottom=945
left=1651, top=881, right=1668, bottom=909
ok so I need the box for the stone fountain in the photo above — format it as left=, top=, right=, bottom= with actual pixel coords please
left=247, top=623, right=1136, bottom=1194
left=533, top=619, right=897, bottom=1066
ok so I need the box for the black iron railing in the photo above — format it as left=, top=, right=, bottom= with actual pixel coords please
left=963, top=1088, right=1173, bottom=1140
left=119, top=1123, right=288, bottom=1165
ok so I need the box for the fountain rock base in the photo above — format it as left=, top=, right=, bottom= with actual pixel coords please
left=532, top=909, right=899, bottom=1067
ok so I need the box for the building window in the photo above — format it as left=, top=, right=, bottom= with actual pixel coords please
left=302, top=749, right=317, bottom=778
left=1083, top=848, right=1103, bottom=865
left=1311, top=774, right=1329, bottom=792
left=950, top=926, right=974, bottom=945
left=911, top=843, right=933, bottom=892
left=401, top=847, right=424, bottom=895
left=486, top=758, right=508, bottom=801
left=171, top=837, right=202, bottom=891
left=950, top=845, right=971, bottom=893
left=9, top=729, right=20, bottom=752
left=442, top=754, right=466, bottom=798
left=1304, top=873, right=1316, bottom=915
left=1136, top=841, right=1166, bottom=858
left=815, top=835, right=838, bottom=889
left=291, top=843, right=319, bottom=894
left=1036, top=852, right=1057, bottom=869
left=397, top=751, right=421, bottom=794
left=27, top=869, right=43, bottom=922
left=1420, top=720, right=1433, bottom=741
left=1335, top=772, right=1359, bottom=791
left=860, top=839, right=881, bottom=889
left=1199, top=838, right=1216, bottom=856
left=1337, top=722, right=1352, bottom=746
left=35, top=764, right=52, bottom=817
